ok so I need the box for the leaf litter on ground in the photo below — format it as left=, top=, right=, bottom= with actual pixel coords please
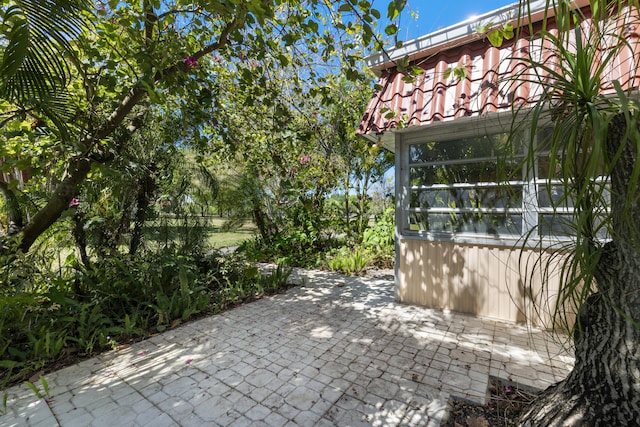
left=443, top=377, right=540, bottom=427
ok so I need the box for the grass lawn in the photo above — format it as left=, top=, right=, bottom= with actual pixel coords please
left=144, top=215, right=257, bottom=249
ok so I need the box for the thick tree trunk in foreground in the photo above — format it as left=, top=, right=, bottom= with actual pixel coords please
left=520, top=114, right=640, bottom=425
left=519, top=241, right=640, bottom=425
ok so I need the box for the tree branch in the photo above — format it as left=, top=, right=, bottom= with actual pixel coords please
left=18, top=18, right=241, bottom=252
left=85, top=17, right=239, bottom=148
left=158, top=8, right=200, bottom=19
left=143, top=0, right=156, bottom=48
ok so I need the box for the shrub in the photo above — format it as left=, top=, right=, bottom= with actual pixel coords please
left=362, top=207, right=395, bottom=268
left=327, top=247, right=372, bottom=275
left=0, top=245, right=294, bottom=388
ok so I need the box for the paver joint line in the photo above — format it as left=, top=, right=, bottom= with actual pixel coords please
left=1, top=268, right=574, bottom=426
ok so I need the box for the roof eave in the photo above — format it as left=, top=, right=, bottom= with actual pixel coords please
left=366, top=0, right=590, bottom=73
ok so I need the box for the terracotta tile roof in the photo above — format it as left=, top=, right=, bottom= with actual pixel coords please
left=359, top=4, right=640, bottom=136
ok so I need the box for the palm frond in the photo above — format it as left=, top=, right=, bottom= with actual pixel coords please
left=504, top=0, right=640, bottom=329
left=0, top=0, right=88, bottom=104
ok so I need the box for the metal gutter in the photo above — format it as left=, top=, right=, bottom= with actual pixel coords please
left=365, top=0, right=590, bottom=72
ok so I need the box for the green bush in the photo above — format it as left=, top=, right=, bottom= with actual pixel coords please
left=362, top=207, right=395, bottom=268
left=0, top=245, right=293, bottom=388
left=324, top=207, right=395, bottom=275
left=327, top=247, right=372, bottom=275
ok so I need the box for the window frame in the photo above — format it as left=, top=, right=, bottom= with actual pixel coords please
left=395, top=113, right=601, bottom=248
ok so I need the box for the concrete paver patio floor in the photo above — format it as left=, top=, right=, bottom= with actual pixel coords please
left=2, top=268, right=574, bottom=426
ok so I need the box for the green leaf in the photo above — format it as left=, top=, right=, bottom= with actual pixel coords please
left=178, top=265, right=189, bottom=288
left=278, top=54, right=290, bottom=67
left=396, top=55, right=410, bottom=72
left=371, top=8, right=381, bottom=19
left=476, top=22, right=493, bottom=34
left=502, top=23, right=514, bottom=40
left=0, top=360, right=18, bottom=369
left=387, top=0, right=400, bottom=20
left=245, top=266, right=259, bottom=279
left=306, top=19, right=319, bottom=33
left=40, top=376, right=49, bottom=396
left=453, top=67, right=467, bottom=80
left=345, top=68, right=359, bottom=81
left=282, top=33, right=296, bottom=46
left=2, top=392, right=8, bottom=415
left=24, top=381, right=43, bottom=399
left=384, top=24, right=398, bottom=36
left=0, top=12, right=29, bottom=81
left=487, top=30, right=504, bottom=47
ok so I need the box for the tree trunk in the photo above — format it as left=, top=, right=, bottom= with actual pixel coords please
left=251, top=193, right=274, bottom=243
left=519, top=114, right=640, bottom=425
left=358, top=172, right=371, bottom=239
left=19, top=157, right=92, bottom=252
left=130, top=171, right=156, bottom=255
left=0, top=180, right=24, bottom=234
left=519, top=241, right=640, bottom=425
left=71, top=211, right=91, bottom=267
left=344, top=175, right=351, bottom=235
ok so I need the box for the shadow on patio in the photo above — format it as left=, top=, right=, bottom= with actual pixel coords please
left=2, top=268, right=574, bottom=426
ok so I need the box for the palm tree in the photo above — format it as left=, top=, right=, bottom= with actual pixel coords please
left=510, top=0, right=640, bottom=424
left=1, top=0, right=86, bottom=109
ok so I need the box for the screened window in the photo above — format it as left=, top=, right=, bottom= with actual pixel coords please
left=405, top=133, right=525, bottom=237
left=401, top=129, right=608, bottom=243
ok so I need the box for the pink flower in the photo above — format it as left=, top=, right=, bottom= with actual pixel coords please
left=184, top=56, right=198, bottom=67
left=300, top=155, right=311, bottom=165
left=68, top=197, right=80, bottom=208
left=186, top=358, right=193, bottom=365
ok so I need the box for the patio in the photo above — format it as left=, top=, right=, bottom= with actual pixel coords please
left=2, top=268, right=574, bottom=426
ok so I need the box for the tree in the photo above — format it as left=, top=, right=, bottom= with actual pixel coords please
left=0, top=0, right=406, bottom=254
left=508, top=1, right=640, bottom=424
left=323, top=78, right=394, bottom=241
left=0, top=0, right=88, bottom=234
left=207, top=63, right=340, bottom=245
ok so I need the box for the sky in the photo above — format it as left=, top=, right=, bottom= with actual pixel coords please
left=379, top=0, right=519, bottom=42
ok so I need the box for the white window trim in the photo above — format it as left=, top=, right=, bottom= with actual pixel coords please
left=394, top=111, right=598, bottom=249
